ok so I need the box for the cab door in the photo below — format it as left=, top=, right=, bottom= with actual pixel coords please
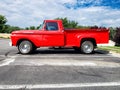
left=42, top=21, right=64, bottom=46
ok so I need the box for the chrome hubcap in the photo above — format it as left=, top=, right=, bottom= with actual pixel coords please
left=83, top=44, right=92, bottom=53
left=20, top=43, right=30, bottom=53
left=82, top=41, right=94, bottom=54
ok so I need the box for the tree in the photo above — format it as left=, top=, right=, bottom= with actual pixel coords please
left=29, top=26, right=36, bottom=30
left=0, top=15, right=7, bottom=33
left=25, top=25, right=41, bottom=30
left=114, top=27, right=120, bottom=46
left=25, top=26, right=37, bottom=30
left=4, top=25, right=22, bottom=33
left=55, top=17, right=78, bottom=28
left=55, top=17, right=90, bottom=29
left=109, top=27, right=116, bottom=40
left=25, top=27, right=29, bottom=30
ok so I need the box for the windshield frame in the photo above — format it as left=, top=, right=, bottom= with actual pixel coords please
left=39, top=22, right=44, bottom=30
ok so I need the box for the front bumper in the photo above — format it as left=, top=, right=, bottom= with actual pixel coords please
left=9, top=42, right=12, bottom=46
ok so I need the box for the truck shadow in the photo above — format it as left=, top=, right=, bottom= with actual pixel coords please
left=31, top=48, right=109, bottom=55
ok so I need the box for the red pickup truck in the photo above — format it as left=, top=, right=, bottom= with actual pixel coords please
left=10, top=20, right=109, bottom=54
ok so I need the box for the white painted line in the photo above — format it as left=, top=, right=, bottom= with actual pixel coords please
left=11, top=62, right=120, bottom=68
left=15, top=55, right=115, bottom=58
left=11, top=59, right=97, bottom=66
left=0, top=56, right=15, bottom=67
left=0, top=82, right=120, bottom=89
left=28, top=61, right=97, bottom=66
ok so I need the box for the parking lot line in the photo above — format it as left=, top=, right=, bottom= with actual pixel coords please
left=0, top=56, right=15, bottom=67
left=1, top=55, right=120, bottom=67
left=15, top=55, right=117, bottom=58
left=0, top=81, right=120, bottom=89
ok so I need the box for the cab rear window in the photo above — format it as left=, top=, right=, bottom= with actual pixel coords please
left=46, top=22, right=58, bottom=31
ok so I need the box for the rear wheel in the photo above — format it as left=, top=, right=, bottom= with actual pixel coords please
left=18, top=40, right=33, bottom=54
left=81, top=41, right=94, bottom=54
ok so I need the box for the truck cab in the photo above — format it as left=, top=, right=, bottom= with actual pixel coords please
left=39, top=20, right=65, bottom=47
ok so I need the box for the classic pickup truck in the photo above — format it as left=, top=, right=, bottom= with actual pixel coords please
left=10, top=20, right=109, bottom=54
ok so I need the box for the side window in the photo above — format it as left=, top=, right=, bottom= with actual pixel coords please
left=46, top=22, right=58, bottom=31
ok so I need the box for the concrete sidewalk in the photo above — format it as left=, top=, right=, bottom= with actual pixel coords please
left=97, top=40, right=115, bottom=46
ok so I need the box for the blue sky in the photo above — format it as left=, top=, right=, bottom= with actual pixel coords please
left=64, top=0, right=120, bottom=9
left=0, top=0, right=120, bottom=27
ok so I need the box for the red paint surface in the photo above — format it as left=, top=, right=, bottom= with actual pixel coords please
left=11, top=20, right=109, bottom=48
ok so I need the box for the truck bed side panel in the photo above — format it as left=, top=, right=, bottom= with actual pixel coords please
left=64, top=29, right=109, bottom=47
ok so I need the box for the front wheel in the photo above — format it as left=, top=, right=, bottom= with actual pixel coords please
left=81, top=41, right=94, bottom=54
left=18, top=40, right=33, bottom=54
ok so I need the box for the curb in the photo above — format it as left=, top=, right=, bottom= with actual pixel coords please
left=110, top=51, right=120, bottom=58
left=97, top=40, right=115, bottom=47
left=95, top=49, right=120, bottom=58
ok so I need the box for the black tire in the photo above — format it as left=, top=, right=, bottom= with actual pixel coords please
left=81, top=41, right=94, bottom=54
left=33, top=46, right=37, bottom=51
left=18, top=40, right=33, bottom=54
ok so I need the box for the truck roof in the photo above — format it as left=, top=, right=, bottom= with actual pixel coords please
left=44, top=20, right=62, bottom=22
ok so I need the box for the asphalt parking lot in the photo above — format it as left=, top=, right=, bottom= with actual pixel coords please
left=0, top=39, right=120, bottom=90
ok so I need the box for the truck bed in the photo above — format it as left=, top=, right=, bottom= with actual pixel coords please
left=64, top=28, right=109, bottom=47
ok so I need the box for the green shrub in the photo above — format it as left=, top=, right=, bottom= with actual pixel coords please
left=114, top=27, right=120, bottom=46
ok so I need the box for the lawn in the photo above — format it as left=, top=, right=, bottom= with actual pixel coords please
left=98, top=46, right=120, bottom=54
left=0, top=33, right=10, bottom=39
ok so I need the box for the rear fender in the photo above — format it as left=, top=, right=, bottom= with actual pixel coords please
left=76, top=35, right=96, bottom=47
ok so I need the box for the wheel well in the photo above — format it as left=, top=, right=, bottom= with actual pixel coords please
left=81, top=38, right=97, bottom=47
left=17, top=39, right=36, bottom=48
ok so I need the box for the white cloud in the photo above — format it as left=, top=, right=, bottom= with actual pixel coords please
left=0, top=0, right=120, bottom=27
left=73, top=0, right=102, bottom=6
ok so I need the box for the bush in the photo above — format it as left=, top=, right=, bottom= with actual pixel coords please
left=114, top=27, right=120, bottom=46
left=109, top=27, right=116, bottom=40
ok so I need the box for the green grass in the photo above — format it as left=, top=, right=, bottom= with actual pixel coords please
left=98, top=46, right=120, bottom=54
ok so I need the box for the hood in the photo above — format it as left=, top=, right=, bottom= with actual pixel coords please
left=11, top=30, right=40, bottom=34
